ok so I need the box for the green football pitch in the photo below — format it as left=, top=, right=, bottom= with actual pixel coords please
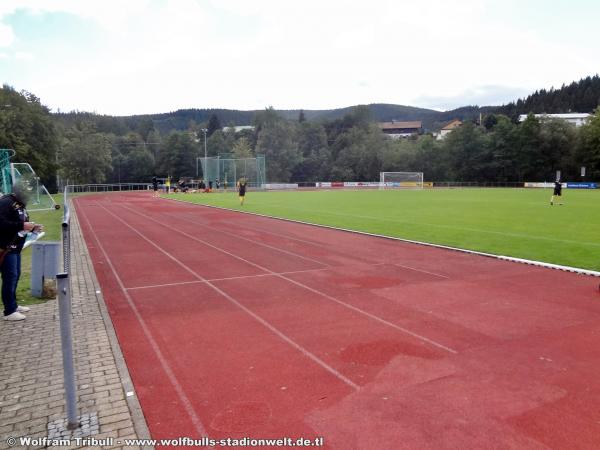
left=169, top=188, right=600, bottom=272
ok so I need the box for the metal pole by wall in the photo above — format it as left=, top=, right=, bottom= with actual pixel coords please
left=202, top=128, right=208, bottom=182
left=57, top=273, right=79, bottom=429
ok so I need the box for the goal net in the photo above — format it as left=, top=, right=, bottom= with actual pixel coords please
left=11, top=162, right=58, bottom=211
left=1, top=150, right=58, bottom=211
left=379, top=172, right=424, bottom=189
left=200, top=154, right=266, bottom=189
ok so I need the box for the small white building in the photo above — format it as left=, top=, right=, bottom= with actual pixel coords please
left=222, top=125, right=255, bottom=133
left=437, top=119, right=462, bottom=140
left=518, top=113, right=591, bottom=127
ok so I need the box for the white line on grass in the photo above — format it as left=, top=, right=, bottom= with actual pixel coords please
left=253, top=199, right=600, bottom=248
left=120, top=202, right=458, bottom=355
left=97, top=202, right=361, bottom=391
left=78, top=204, right=210, bottom=438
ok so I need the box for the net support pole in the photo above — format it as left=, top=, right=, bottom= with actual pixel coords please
left=57, top=273, right=79, bottom=429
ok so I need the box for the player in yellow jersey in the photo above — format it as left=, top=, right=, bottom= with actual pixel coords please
left=237, top=177, right=247, bottom=205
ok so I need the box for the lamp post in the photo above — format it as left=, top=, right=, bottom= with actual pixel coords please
left=198, top=128, right=208, bottom=179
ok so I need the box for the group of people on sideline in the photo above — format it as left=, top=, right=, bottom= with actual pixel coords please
left=151, top=176, right=248, bottom=204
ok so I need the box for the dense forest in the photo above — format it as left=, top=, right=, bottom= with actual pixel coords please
left=1, top=75, right=600, bottom=192
left=499, top=75, right=600, bottom=118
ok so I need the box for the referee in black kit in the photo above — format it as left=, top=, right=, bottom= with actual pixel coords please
left=551, top=180, right=563, bottom=205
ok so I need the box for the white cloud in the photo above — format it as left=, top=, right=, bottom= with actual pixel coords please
left=1, top=0, right=598, bottom=114
left=13, top=51, right=33, bottom=61
left=0, top=23, right=15, bottom=47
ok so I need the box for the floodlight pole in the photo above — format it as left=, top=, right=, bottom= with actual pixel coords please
left=201, top=128, right=208, bottom=180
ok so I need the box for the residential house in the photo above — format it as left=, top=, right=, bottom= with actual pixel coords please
left=379, top=121, right=422, bottom=138
left=437, top=119, right=462, bottom=140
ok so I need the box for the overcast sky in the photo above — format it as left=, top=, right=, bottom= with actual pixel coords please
left=1, top=0, right=598, bottom=116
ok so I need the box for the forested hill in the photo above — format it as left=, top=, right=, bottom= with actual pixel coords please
left=498, top=75, right=600, bottom=118
left=52, top=74, right=600, bottom=136
left=54, top=103, right=492, bottom=136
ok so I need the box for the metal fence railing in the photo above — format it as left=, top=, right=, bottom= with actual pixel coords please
left=62, top=186, right=71, bottom=273
left=56, top=182, right=158, bottom=429
left=67, top=183, right=150, bottom=193
left=59, top=184, right=77, bottom=428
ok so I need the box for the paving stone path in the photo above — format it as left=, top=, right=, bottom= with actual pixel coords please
left=0, top=208, right=151, bottom=449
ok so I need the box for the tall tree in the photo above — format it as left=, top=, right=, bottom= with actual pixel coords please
left=137, top=117, right=155, bottom=142
left=156, top=131, right=198, bottom=179
left=331, top=124, right=387, bottom=181
left=292, top=122, right=330, bottom=181
left=232, top=137, right=254, bottom=159
left=489, top=115, right=519, bottom=180
left=0, top=85, right=59, bottom=190
left=255, top=121, right=301, bottom=182
left=516, top=114, right=543, bottom=180
left=539, top=119, right=576, bottom=180
left=442, top=122, right=491, bottom=181
left=206, top=114, right=222, bottom=137
left=576, top=107, right=600, bottom=179
left=59, top=122, right=112, bottom=184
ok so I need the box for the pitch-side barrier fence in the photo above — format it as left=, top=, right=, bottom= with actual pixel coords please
left=275, top=181, right=598, bottom=189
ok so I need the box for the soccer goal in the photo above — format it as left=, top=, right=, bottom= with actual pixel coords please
left=379, top=172, right=424, bottom=189
left=1, top=150, right=58, bottom=210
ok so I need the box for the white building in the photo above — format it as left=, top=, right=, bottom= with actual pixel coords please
left=222, top=125, right=255, bottom=133
left=437, top=119, right=462, bottom=140
left=518, top=113, right=591, bottom=127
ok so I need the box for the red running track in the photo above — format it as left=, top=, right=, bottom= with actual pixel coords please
left=75, top=192, right=600, bottom=449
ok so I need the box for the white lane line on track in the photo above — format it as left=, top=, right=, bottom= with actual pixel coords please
left=126, top=266, right=336, bottom=291
left=392, top=263, right=450, bottom=280
left=223, top=220, right=334, bottom=248
left=119, top=202, right=458, bottom=355
left=96, top=202, right=360, bottom=391
left=78, top=204, right=210, bottom=438
left=172, top=202, right=448, bottom=274
left=177, top=213, right=331, bottom=269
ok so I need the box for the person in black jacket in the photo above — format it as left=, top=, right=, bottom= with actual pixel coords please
left=0, top=187, right=42, bottom=321
left=152, top=176, right=159, bottom=198
left=550, top=181, right=563, bottom=205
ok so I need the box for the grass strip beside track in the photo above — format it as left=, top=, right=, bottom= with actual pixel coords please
left=18, top=196, right=63, bottom=305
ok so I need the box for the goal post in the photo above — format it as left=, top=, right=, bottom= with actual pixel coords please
left=379, top=172, right=424, bottom=189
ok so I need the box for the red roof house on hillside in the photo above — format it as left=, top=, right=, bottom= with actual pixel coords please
left=379, top=121, right=422, bottom=138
